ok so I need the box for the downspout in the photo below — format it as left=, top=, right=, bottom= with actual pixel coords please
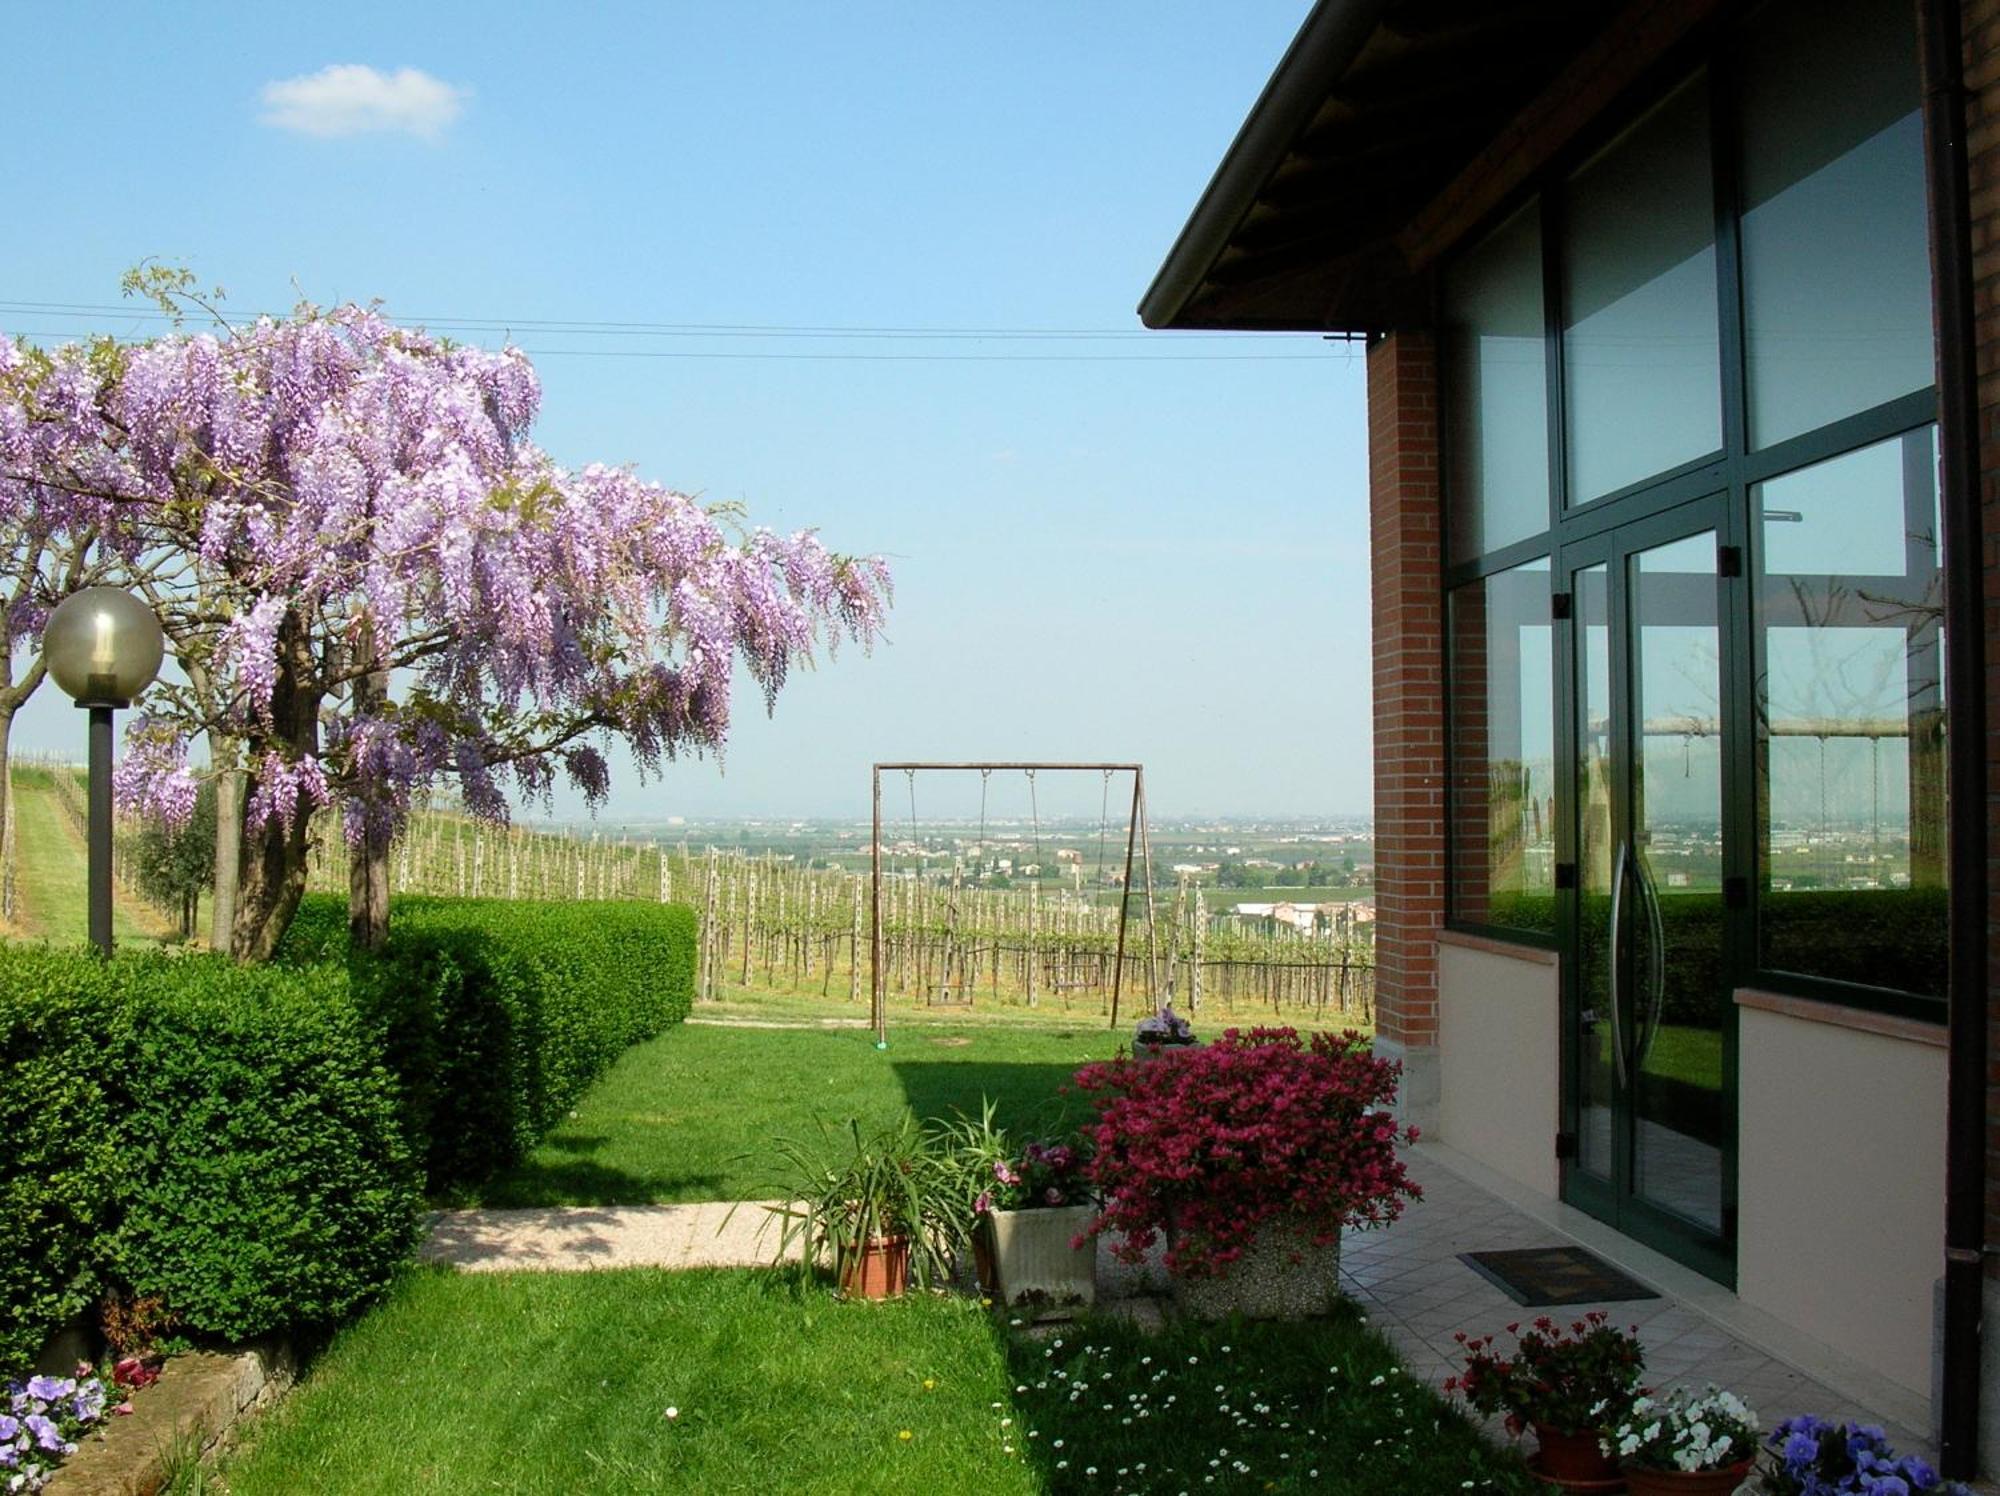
left=1917, top=0, right=1987, bottom=1479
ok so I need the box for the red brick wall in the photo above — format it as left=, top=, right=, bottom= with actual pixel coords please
left=1966, top=0, right=2000, bottom=1276
left=1368, top=330, right=1445, bottom=1051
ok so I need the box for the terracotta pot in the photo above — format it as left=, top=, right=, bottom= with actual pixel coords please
left=1531, top=1425, right=1624, bottom=1490
left=838, top=1235, right=910, bottom=1299
left=971, top=1223, right=997, bottom=1295
left=1622, top=1461, right=1754, bottom=1496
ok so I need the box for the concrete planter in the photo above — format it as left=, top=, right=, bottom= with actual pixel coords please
left=986, top=1205, right=1097, bottom=1309
left=1170, top=1217, right=1342, bottom=1321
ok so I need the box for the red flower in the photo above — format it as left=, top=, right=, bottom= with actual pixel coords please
left=1071, top=1027, right=1421, bottom=1278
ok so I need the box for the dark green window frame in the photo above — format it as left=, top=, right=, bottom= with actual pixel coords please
left=1438, top=13, right=1943, bottom=1023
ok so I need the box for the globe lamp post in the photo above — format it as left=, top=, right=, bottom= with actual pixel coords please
left=43, top=587, right=166, bottom=955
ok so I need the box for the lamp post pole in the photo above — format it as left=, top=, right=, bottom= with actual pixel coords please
left=87, top=702, right=115, bottom=956
left=42, top=587, right=167, bottom=957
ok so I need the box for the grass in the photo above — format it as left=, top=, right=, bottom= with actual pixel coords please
left=469, top=1014, right=1127, bottom=1208
left=214, top=1267, right=1536, bottom=1496
left=6, top=766, right=167, bottom=945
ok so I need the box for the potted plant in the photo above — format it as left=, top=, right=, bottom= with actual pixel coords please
left=1073, top=1026, right=1420, bottom=1320
left=760, top=1112, right=967, bottom=1299
left=1604, top=1385, right=1758, bottom=1493
left=1756, top=1416, right=1972, bottom=1495
left=1133, top=1004, right=1196, bottom=1058
left=972, top=1136, right=1096, bottom=1310
left=1447, top=1312, right=1645, bottom=1489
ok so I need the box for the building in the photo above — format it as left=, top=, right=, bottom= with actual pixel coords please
left=1142, top=0, right=1991, bottom=1475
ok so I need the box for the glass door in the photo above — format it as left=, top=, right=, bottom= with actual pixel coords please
left=1562, top=498, right=1736, bottom=1282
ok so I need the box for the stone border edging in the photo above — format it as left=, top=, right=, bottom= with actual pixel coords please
left=45, top=1342, right=293, bottom=1496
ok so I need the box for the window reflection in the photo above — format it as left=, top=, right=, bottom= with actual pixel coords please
left=1445, top=204, right=1549, bottom=560
left=1563, top=75, right=1722, bottom=503
left=1755, top=428, right=1945, bottom=996
left=1449, top=560, right=1555, bottom=932
left=1739, top=0, right=1932, bottom=447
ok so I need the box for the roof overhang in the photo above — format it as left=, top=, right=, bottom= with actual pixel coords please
left=1139, top=0, right=1637, bottom=334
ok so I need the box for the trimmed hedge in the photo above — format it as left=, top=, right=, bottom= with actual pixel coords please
left=4, top=894, right=695, bottom=1373
left=107, top=958, right=421, bottom=1341
left=280, top=894, right=698, bottom=1189
left=0, top=956, right=128, bottom=1372
left=0, top=948, right=419, bottom=1372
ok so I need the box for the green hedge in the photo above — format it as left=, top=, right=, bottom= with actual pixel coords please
left=0, top=955, right=129, bottom=1372
left=4, top=894, right=695, bottom=1374
left=280, top=894, right=698, bottom=1189
left=0, top=948, right=419, bottom=1373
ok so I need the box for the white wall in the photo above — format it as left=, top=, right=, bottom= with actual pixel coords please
left=1736, top=997, right=1946, bottom=1397
left=1438, top=933, right=1561, bottom=1199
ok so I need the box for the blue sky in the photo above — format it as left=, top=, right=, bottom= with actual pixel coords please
left=4, top=2, right=1373, bottom=823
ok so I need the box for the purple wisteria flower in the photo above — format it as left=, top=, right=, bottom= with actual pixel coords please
left=0, top=302, right=894, bottom=947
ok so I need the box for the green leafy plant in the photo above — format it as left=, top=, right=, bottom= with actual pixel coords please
left=0, top=956, right=128, bottom=1372
left=1447, top=1311, right=1645, bottom=1437
left=759, top=1112, right=971, bottom=1292
left=103, top=955, right=421, bottom=1341
left=278, top=893, right=697, bottom=1190
left=1605, top=1384, right=1757, bottom=1473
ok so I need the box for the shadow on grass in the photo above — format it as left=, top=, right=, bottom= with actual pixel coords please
left=890, top=1061, right=1093, bottom=1137
left=457, top=1156, right=727, bottom=1210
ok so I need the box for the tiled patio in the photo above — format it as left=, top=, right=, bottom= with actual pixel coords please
left=1341, top=1144, right=1936, bottom=1462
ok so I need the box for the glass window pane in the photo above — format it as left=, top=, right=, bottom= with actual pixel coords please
left=1450, top=558, right=1555, bottom=932
left=1754, top=427, right=1945, bottom=997
left=1739, top=0, right=1933, bottom=448
left=1445, top=203, right=1549, bottom=560
left=1562, top=75, right=1722, bottom=503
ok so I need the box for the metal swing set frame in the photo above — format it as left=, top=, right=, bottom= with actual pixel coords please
left=868, top=761, right=1160, bottom=1046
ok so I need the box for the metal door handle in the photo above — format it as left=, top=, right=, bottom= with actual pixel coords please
left=1635, top=856, right=1665, bottom=1072
left=1608, top=841, right=1630, bottom=1090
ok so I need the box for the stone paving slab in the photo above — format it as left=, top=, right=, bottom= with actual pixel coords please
left=421, top=1201, right=797, bottom=1272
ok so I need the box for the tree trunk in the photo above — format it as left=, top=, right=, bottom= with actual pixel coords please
left=229, top=609, right=323, bottom=963
left=0, top=703, right=14, bottom=923
left=346, top=659, right=392, bottom=951
left=209, top=740, right=244, bottom=956
left=233, top=800, right=313, bottom=963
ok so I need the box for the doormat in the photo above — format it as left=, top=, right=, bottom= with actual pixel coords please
left=1457, top=1247, right=1660, bottom=1308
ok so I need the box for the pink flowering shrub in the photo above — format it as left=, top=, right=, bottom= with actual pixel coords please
left=1072, top=1027, right=1420, bottom=1278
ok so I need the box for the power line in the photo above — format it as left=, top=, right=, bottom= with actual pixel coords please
left=0, top=299, right=1316, bottom=344
left=0, top=330, right=1332, bottom=363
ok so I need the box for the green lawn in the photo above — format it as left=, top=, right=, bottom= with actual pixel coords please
left=468, top=1016, right=1126, bottom=1208
left=6, top=767, right=166, bottom=945
left=213, top=1268, right=1536, bottom=1496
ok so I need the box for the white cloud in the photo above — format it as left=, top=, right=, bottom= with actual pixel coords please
left=259, top=64, right=468, bottom=141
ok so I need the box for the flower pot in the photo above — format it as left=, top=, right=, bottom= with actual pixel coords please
left=1170, top=1217, right=1341, bottom=1321
left=838, top=1235, right=910, bottom=1299
left=1621, top=1462, right=1754, bottom=1496
left=1530, top=1425, right=1624, bottom=1491
left=985, top=1204, right=1096, bottom=1309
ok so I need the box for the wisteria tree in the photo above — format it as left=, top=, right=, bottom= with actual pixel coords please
left=0, top=288, right=890, bottom=959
